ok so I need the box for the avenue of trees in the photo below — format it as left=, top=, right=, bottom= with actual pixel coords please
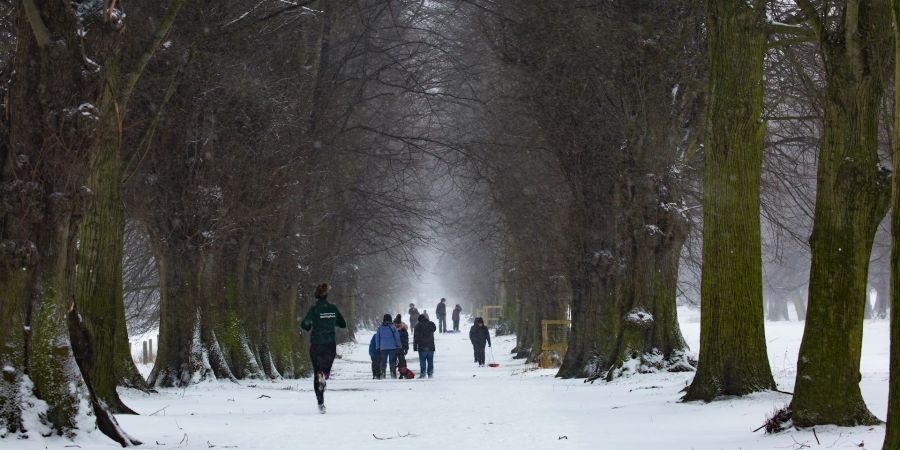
left=0, top=0, right=897, bottom=449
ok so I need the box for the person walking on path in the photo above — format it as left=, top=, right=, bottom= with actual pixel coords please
left=393, top=314, right=410, bottom=373
left=469, top=317, right=491, bottom=367
left=300, top=283, right=347, bottom=413
left=408, top=303, right=420, bottom=329
left=413, top=314, right=437, bottom=378
left=452, top=304, right=462, bottom=332
left=436, top=298, right=448, bottom=333
left=375, top=314, right=402, bottom=378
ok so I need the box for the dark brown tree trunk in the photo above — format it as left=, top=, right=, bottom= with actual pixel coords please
left=886, top=3, right=900, bottom=445
left=599, top=175, right=691, bottom=381
left=147, top=241, right=233, bottom=386
left=683, top=0, right=776, bottom=401
left=791, top=0, right=890, bottom=425
left=74, top=0, right=186, bottom=407
left=1, top=0, right=125, bottom=436
left=558, top=195, right=620, bottom=378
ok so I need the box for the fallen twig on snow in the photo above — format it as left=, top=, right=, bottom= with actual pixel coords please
left=790, top=436, right=811, bottom=449
left=207, top=441, right=238, bottom=448
left=813, top=428, right=820, bottom=445
left=372, top=432, right=419, bottom=440
left=629, top=385, right=663, bottom=392
left=257, top=394, right=271, bottom=399
left=149, top=405, right=170, bottom=416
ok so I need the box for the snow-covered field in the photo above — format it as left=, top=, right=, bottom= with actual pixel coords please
left=4, top=308, right=890, bottom=450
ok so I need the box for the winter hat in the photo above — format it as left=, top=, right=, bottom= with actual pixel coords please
left=383, top=314, right=393, bottom=324
left=394, top=314, right=402, bottom=324
left=409, top=303, right=415, bottom=307
left=417, top=314, right=427, bottom=322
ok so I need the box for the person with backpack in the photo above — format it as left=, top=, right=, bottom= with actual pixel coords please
left=436, top=298, right=448, bottom=333
left=375, top=314, right=402, bottom=379
left=413, top=314, right=437, bottom=378
left=469, top=317, right=491, bottom=367
left=408, top=303, right=420, bottom=329
left=300, top=283, right=347, bottom=414
left=452, top=304, right=462, bottom=332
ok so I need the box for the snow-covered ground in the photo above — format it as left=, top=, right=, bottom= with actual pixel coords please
left=4, top=308, right=890, bottom=450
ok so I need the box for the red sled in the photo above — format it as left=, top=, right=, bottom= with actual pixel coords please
left=398, top=367, right=415, bottom=379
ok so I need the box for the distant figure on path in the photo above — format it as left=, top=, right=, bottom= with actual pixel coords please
left=413, top=314, right=437, bottom=378
left=452, top=304, right=462, bottom=332
left=300, top=283, right=347, bottom=413
left=436, top=298, right=448, bottom=333
left=408, top=303, right=420, bottom=329
left=375, top=314, right=402, bottom=379
left=469, top=317, right=491, bottom=367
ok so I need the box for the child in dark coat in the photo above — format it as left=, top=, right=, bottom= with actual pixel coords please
left=469, top=317, right=491, bottom=366
left=393, top=314, right=414, bottom=379
left=368, top=333, right=380, bottom=379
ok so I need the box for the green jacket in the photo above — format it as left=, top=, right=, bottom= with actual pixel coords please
left=300, top=297, right=347, bottom=345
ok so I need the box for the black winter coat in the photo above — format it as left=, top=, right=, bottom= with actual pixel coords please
left=452, top=306, right=461, bottom=321
left=399, top=326, right=410, bottom=353
left=469, top=324, right=491, bottom=347
left=413, top=318, right=437, bottom=352
left=436, top=302, right=447, bottom=318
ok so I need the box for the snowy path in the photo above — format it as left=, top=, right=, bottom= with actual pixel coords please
left=5, top=310, right=890, bottom=450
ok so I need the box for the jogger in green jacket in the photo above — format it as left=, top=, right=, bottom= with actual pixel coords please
left=300, top=283, right=347, bottom=414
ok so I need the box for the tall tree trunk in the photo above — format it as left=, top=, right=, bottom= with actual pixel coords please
left=147, top=242, right=230, bottom=386
left=498, top=267, right=518, bottom=337
left=1, top=0, right=124, bottom=436
left=75, top=0, right=187, bottom=405
left=26, top=205, right=84, bottom=434
left=886, top=4, right=900, bottom=447
left=75, top=58, right=143, bottom=413
left=791, top=0, right=890, bottom=425
left=599, top=176, right=692, bottom=381
left=214, top=239, right=264, bottom=380
left=683, top=0, right=775, bottom=401
left=873, top=273, right=890, bottom=319
left=766, top=296, right=791, bottom=321
left=792, top=295, right=808, bottom=321
left=557, top=196, right=620, bottom=378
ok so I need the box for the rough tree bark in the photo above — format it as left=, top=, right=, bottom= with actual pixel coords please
left=0, top=0, right=125, bottom=437
left=683, top=0, right=776, bottom=401
left=790, top=0, right=889, bottom=426
left=884, top=2, right=900, bottom=446
left=74, top=0, right=187, bottom=412
left=146, top=240, right=229, bottom=387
